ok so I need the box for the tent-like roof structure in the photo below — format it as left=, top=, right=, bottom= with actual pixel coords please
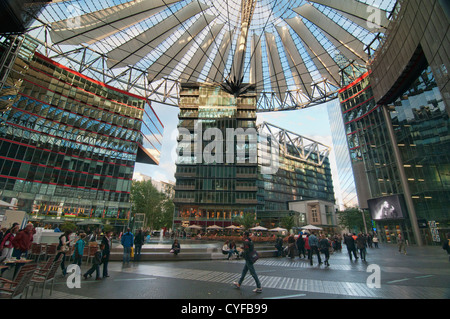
left=25, top=0, right=398, bottom=111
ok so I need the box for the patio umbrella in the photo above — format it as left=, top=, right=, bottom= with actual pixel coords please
left=77, top=221, right=103, bottom=226
left=186, top=225, right=203, bottom=229
left=207, top=225, right=223, bottom=230
left=250, top=226, right=268, bottom=231
left=0, top=200, right=17, bottom=208
left=300, top=225, right=323, bottom=230
left=225, top=225, right=241, bottom=229
left=269, top=227, right=288, bottom=232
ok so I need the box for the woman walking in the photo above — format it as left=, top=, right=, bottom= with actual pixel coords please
left=319, top=234, right=331, bottom=267
left=233, top=231, right=262, bottom=293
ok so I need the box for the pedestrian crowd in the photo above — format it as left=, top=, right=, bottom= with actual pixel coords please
left=270, top=231, right=383, bottom=267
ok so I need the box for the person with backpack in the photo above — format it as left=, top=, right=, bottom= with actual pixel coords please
left=83, top=243, right=104, bottom=280
left=319, top=234, right=331, bottom=267
left=233, top=231, right=262, bottom=293
left=72, top=233, right=86, bottom=266
left=134, top=229, right=144, bottom=261
left=121, top=228, right=134, bottom=263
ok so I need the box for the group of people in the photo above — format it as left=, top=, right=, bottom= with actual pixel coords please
left=0, top=223, right=35, bottom=267
left=276, top=232, right=334, bottom=266
left=55, top=228, right=114, bottom=281
left=222, top=240, right=240, bottom=260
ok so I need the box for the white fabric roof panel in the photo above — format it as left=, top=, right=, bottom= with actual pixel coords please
left=179, top=23, right=225, bottom=83
left=147, top=14, right=216, bottom=82
left=107, top=1, right=210, bottom=69
left=206, top=30, right=234, bottom=84
left=50, top=0, right=180, bottom=45
left=293, top=4, right=368, bottom=64
left=275, top=26, right=313, bottom=97
left=249, top=34, right=263, bottom=94
left=34, top=0, right=397, bottom=110
left=285, top=16, right=340, bottom=86
left=265, top=32, right=288, bottom=103
left=309, top=0, right=390, bottom=30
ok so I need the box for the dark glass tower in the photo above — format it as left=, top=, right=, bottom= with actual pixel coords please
left=173, top=84, right=258, bottom=229
left=0, top=36, right=163, bottom=229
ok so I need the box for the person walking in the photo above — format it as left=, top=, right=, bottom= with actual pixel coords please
left=373, top=235, right=379, bottom=248
left=344, top=233, right=358, bottom=261
left=308, top=232, right=322, bottom=266
left=134, top=229, right=144, bottom=261
left=101, top=230, right=112, bottom=278
left=356, top=233, right=367, bottom=261
left=0, top=224, right=19, bottom=263
left=121, top=228, right=134, bottom=263
left=304, top=233, right=311, bottom=262
left=72, top=233, right=86, bottom=267
left=11, top=223, right=34, bottom=260
left=287, top=234, right=296, bottom=259
left=296, top=233, right=306, bottom=258
left=397, top=233, right=407, bottom=255
left=83, top=243, right=104, bottom=280
left=319, top=234, right=331, bottom=267
left=275, top=235, right=283, bottom=257
left=56, top=230, right=73, bottom=276
left=233, top=231, right=262, bottom=293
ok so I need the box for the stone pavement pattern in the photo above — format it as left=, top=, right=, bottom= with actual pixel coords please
left=27, top=244, right=450, bottom=300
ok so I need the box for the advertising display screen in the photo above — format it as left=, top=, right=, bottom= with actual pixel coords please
left=368, top=194, right=407, bottom=220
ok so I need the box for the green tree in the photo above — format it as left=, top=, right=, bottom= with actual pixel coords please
left=130, top=180, right=173, bottom=230
left=337, top=207, right=372, bottom=233
left=281, top=215, right=295, bottom=232
left=60, top=222, right=77, bottom=233
left=234, top=213, right=260, bottom=230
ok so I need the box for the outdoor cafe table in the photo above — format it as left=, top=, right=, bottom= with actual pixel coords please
left=1, top=259, right=34, bottom=279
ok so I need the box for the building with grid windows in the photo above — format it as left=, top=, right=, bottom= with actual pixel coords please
left=0, top=36, right=163, bottom=229
left=335, top=0, right=450, bottom=246
left=172, top=87, right=336, bottom=229
left=256, top=122, right=336, bottom=230
left=172, top=83, right=258, bottom=229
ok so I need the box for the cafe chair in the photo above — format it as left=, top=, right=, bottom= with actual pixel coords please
left=45, top=244, right=58, bottom=261
left=0, top=270, right=34, bottom=299
left=0, top=263, right=37, bottom=289
left=86, top=245, right=98, bottom=264
left=30, top=254, right=62, bottom=299
left=36, top=256, right=55, bottom=273
left=29, top=243, right=47, bottom=262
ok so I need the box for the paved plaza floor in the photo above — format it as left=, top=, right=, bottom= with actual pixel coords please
left=23, top=243, right=449, bottom=314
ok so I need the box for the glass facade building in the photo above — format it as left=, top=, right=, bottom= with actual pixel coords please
left=0, top=36, right=163, bottom=228
left=173, top=84, right=258, bottom=229
left=256, top=122, right=335, bottom=228
left=327, top=98, right=359, bottom=210
left=341, top=0, right=450, bottom=246
left=173, top=85, right=336, bottom=229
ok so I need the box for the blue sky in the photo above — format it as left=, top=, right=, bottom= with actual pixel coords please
left=134, top=100, right=338, bottom=184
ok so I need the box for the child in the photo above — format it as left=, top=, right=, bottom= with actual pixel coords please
left=83, top=243, right=104, bottom=280
left=72, top=233, right=86, bottom=266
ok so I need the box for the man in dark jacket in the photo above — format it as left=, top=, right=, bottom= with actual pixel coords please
left=296, top=234, right=306, bottom=258
left=356, top=233, right=367, bottom=261
left=308, top=232, right=322, bottom=266
left=101, top=231, right=112, bottom=278
left=83, top=243, right=104, bottom=280
left=11, top=223, right=34, bottom=259
left=121, top=228, right=134, bottom=263
left=233, top=232, right=262, bottom=293
left=344, top=233, right=358, bottom=261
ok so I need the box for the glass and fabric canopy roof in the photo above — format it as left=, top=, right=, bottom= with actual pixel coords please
left=27, top=0, right=397, bottom=111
